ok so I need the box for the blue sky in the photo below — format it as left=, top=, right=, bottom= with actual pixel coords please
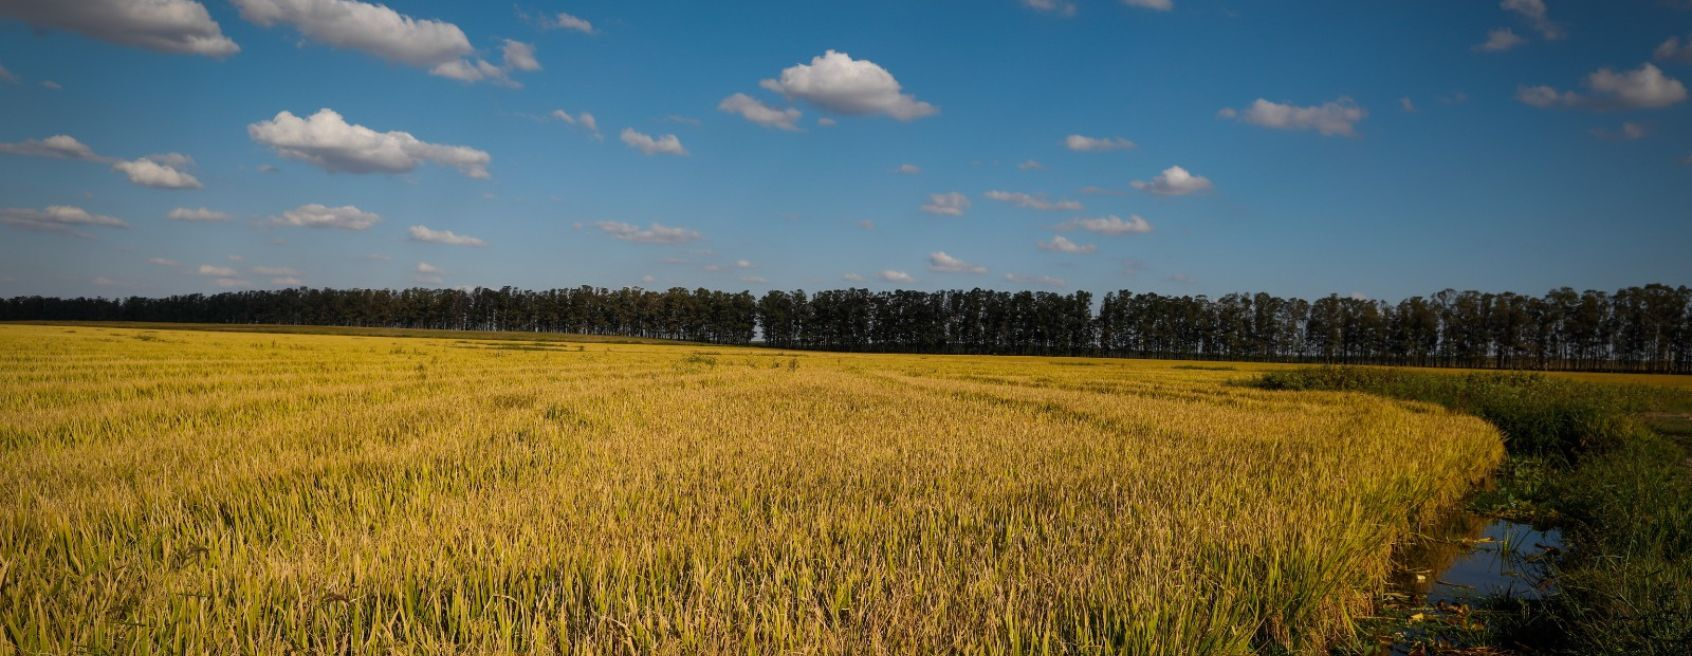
left=1, top=0, right=1689, bottom=300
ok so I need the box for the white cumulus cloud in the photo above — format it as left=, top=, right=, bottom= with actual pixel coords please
left=1132, top=165, right=1213, bottom=196
left=0, top=0, right=239, bottom=57
left=1517, top=63, right=1687, bottom=110
left=759, top=50, right=937, bottom=121
left=249, top=108, right=491, bottom=178
left=113, top=157, right=202, bottom=189
left=1584, top=64, right=1687, bottom=109
left=877, top=270, right=916, bottom=284
left=620, top=128, right=687, bottom=156
left=1219, top=97, right=1366, bottom=137
left=717, top=93, right=802, bottom=131
left=408, top=225, right=486, bottom=247
left=2, top=136, right=205, bottom=188
left=234, top=0, right=535, bottom=85
left=234, top=0, right=465, bottom=67
left=272, top=203, right=380, bottom=230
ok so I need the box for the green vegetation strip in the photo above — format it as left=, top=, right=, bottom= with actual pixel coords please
left=1258, top=367, right=1692, bottom=654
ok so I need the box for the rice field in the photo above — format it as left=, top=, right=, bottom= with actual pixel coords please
left=0, top=324, right=1507, bottom=654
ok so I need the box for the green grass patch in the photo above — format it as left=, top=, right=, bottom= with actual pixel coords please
left=1257, top=367, right=1686, bottom=457
left=1257, top=366, right=1692, bottom=653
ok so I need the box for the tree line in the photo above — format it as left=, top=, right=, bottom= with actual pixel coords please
left=3, top=283, right=1688, bottom=373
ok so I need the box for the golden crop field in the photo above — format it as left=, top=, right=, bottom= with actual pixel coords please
left=0, top=324, right=1507, bottom=655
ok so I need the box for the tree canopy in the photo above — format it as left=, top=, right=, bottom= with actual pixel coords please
left=5, top=284, right=1689, bottom=373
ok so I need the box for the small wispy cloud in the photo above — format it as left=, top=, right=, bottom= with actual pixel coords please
left=927, top=251, right=987, bottom=274
left=271, top=204, right=381, bottom=230
left=1591, top=122, right=1648, bottom=141
left=921, top=192, right=970, bottom=216
left=409, top=225, right=487, bottom=247
left=984, top=190, right=1082, bottom=212
left=1, top=205, right=127, bottom=237
left=197, top=264, right=238, bottom=277
left=1057, top=214, right=1152, bottom=235
left=595, top=221, right=702, bottom=244
left=168, top=207, right=229, bottom=222
left=1038, top=234, right=1096, bottom=254
left=415, top=261, right=444, bottom=284
left=1218, top=97, right=1366, bottom=137
left=1474, top=27, right=1526, bottom=52
left=1065, top=134, right=1135, bottom=152
left=718, top=93, right=802, bottom=131
left=1022, top=0, right=1077, bottom=17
